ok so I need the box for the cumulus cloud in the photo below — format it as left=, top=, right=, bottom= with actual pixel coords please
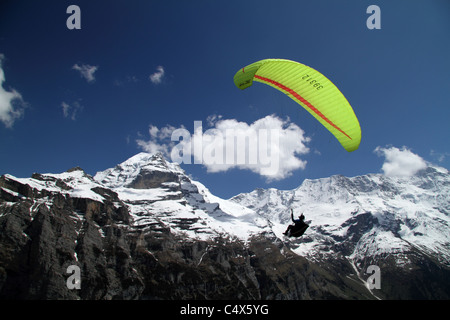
left=72, top=63, right=98, bottom=83
left=149, top=66, right=165, bottom=84
left=137, top=115, right=311, bottom=181
left=0, top=54, right=24, bottom=128
left=137, top=124, right=179, bottom=155
left=375, top=146, right=427, bottom=177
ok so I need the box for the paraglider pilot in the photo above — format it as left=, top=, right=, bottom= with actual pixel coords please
left=283, top=208, right=308, bottom=236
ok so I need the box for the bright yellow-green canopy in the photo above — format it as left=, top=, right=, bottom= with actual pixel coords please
left=234, top=59, right=361, bottom=152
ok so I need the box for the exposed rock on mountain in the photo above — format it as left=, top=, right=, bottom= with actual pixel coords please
left=0, top=153, right=449, bottom=299
left=231, top=166, right=450, bottom=299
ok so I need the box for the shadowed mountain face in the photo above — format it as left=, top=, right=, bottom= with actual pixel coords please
left=1, top=153, right=449, bottom=299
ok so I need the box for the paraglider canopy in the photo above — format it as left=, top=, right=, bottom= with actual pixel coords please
left=234, top=59, right=361, bottom=152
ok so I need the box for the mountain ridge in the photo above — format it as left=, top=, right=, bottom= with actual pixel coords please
left=1, top=152, right=449, bottom=299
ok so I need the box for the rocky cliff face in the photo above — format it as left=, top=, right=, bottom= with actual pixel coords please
left=1, top=153, right=449, bottom=299
left=231, top=166, right=450, bottom=299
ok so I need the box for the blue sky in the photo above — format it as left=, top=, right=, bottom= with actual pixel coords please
left=1, top=0, right=449, bottom=199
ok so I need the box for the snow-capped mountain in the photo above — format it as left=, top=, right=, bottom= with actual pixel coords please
left=1, top=152, right=449, bottom=299
left=231, top=165, right=450, bottom=299
left=231, top=165, right=450, bottom=267
left=94, top=152, right=271, bottom=240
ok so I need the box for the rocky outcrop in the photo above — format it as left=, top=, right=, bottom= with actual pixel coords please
left=127, top=168, right=180, bottom=189
left=0, top=167, right=373, bottom=300
left=232, top=166, right=450, bottom=300
left=0, top=173, right=140, bottom=299
left=3, top=153, right=448, bottom=300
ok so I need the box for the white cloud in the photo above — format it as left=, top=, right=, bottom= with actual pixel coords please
left=149, top=66, right=165, bottom=84
left=72, top=63, right=98, bottom=83
left=61, top=101, right=83, bottom=120
left=206, top=114, right=223, bottom=127
left=0, top=54, right=24, bottom=128
left=375, top=146, right=427, bottom=177
left=137, top=115, right=311, bottom=181
left=200, top=115, right=310, bottom=180
left=137, top=124, right=179, bottom=156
